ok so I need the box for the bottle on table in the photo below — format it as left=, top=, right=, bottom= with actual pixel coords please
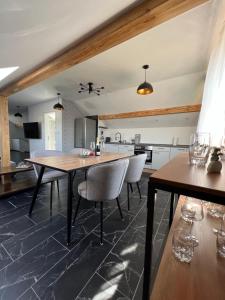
left=95, top=138, right=101, bottom=156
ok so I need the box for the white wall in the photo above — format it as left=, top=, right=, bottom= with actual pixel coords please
left=103, top=126, right=196, bottom=145
left=9, top=112, right=28, bottom=139
left=28, top=100, right=63, bottom=153
left=28, top=99, right=83, bottom=153
left=62, top=99, right=82, bottom=152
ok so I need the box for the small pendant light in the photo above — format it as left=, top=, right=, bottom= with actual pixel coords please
left=137, top=65, right=153, bottom=95
left=53, top=92, right=64, bottom=111
left=14, top=106, right=23, bottom=118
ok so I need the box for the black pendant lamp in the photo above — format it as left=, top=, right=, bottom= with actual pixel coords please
left=14, top=106, right=23, bottom=118
left=53, top=92, right=64, bottom=111
left=137, top=65, right=153, bottom=95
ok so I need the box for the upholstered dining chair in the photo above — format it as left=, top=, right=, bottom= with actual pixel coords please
left=31, top=150, right=66, bottom=214
left=125, top=153, right=147, bottom=210
left=72, top=158, right=129, bottom=244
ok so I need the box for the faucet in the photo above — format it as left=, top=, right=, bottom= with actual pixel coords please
left=115, top=132, right=122, bottom=143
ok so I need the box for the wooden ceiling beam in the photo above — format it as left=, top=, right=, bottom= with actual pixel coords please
left=98, top=104, right=201, bottom=120
left=0, top=96, right=11, bottom=172
left=0, top=0, right=208, bottom=96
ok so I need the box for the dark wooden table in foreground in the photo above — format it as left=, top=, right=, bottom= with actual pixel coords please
left=150, top=195, right=225, bottom=300
left=25, top=152, right=131, bottom=245
left=143, top=153, right=225, bottom=300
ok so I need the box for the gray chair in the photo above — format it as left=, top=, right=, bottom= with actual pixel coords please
left=125, top=153, right=147, bottom=210
left=73, top=158, right=129, bottom=244
left=31, top=150, right=66, bottom=214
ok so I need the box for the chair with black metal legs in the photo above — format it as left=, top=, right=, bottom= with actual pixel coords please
left=72, top=158, right=129, bottom=244
left=125, top=153, right=147, bottom=210
left=31, top=150, right=67, bottom=215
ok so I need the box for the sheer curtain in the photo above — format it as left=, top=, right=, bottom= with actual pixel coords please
left=197, top=0, right=225, bottom=146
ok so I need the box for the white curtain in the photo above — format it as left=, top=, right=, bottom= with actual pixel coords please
left=197, top=0, right=225, bottom=146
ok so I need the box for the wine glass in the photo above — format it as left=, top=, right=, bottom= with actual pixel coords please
left=181, top=197, right=204, bottom=246
left=90, top=141, right=95, bottom=152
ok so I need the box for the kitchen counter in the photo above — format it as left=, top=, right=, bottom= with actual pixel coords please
left=105, top=142, right=189, bottom=148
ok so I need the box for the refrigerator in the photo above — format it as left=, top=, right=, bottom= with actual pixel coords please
left=74, top=117, right=97, bottom=148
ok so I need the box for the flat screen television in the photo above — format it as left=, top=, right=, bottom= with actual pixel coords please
left=23, top=122, right=40, bottom=139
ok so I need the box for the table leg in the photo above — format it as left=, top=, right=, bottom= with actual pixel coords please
left=169, top=192, right=174, bottom=227
left=29, top=166, right=45, bottom=215
left=67, top=172, right=73, bottom=245
left=142, top=181, right=156, bottom=300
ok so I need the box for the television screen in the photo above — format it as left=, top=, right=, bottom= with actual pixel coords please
left=23, top=122, right=40, bottom=139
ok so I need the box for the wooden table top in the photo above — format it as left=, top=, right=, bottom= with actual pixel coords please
left=0, top=165, right=33, bottom=175
left=151, top=153, right=225, bottom=198
left=151, top=196, right=225, bottom=300
left=25, top=152, right=132, bottom=172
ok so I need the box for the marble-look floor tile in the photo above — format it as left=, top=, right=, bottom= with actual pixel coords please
left=33, top=233, right=112, bottom=300
left=0, top=215, right=34, bottom=243
left=3, top=214, right=66, bottom=260
left=158, top=220, right=169, bottom=235
left=111, top=226, right=146, bottom=276
left=7, top=192, right=34, bottom=207
left=133, top=271, right=143, bottom=300
left=0, top=207, right=27, bottom=226
left=76, top=273, right=129, bottom=300
left=0, top=176, right=169, bottom=300
left=0, top=237, right=68, bottom=299
left=0, top=245, right=12, bottom=270
left=26, top=205, right=61, bottom=224
left=93, top=210, right=136, bottom=245
left=0, top=200, right=15, bottom=214
left=18, top=288, right=39, bottom=300
left=152, top=233, right=166, bottom=268
left=97, top=252, right=140, bottom=299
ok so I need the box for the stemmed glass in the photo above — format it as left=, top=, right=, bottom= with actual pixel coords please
left=181, top=197, right=204, bottom=246
left=90, top=141, right=95, bottom=153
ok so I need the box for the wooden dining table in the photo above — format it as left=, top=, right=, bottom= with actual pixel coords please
left=143, top=153, right=225, bottom=300
left=25, top=152, right=132, bottom=245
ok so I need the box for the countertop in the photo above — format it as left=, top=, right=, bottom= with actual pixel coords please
left=105, top=142, right=189, bottom=148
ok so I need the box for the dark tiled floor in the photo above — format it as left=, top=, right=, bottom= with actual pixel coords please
left=0, top=174, right=170, bottom=300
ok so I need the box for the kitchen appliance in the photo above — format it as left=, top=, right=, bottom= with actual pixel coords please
left=74, top=117, right=97, bottom=148
left=105, top=137, right=111, bottom=143
left=135, top=144, right=152, bottom=168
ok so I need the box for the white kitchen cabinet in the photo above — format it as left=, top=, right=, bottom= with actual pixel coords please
left=170, top=147, right=188, bottom=160
left=118, top=145, right=134, bottom=155
left=104, top=144, right=119, bottom=153
left=104, top=143, right=134, bottom=155
left=152, top=148, right=170, bottom=169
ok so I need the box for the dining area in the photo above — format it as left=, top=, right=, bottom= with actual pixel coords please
left=1, top=149, right=163, bottom=300
left=26, top=150, right=147, bottom=246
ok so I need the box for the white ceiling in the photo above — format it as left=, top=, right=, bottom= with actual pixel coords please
left=0, top=0, right=140, bottom=88
left=6, top=0, right=216, bottom=128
